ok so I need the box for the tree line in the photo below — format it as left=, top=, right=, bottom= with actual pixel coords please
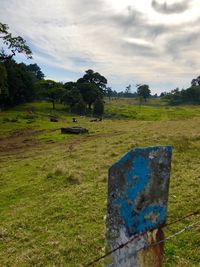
left=0, top=21, right=152, bottom=114
left=1, top=21, right=200, bottom=112
left=0, top=58, right=107, bottom=115
left=160, top=76, right=200, bottom=105
left=0, top=22, right=106, bottom=115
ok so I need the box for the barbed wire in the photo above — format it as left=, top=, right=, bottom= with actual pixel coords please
left=82, top=210, right=200, bottom=267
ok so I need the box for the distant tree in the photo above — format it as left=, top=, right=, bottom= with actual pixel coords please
left=27, top=63, right=44, bottom=80
left=106, top=87, right=112, bottom=100
left=125, top=84, right=131, bottom=94
left=137, top=84, right=151, bottom=102
left=0, top=22, right=32, bottom=61
left=93, top=97, right=104, bottom=116
left=124, top=84, right=132, bottom=98
left=191, top=76, right=200, bottom=87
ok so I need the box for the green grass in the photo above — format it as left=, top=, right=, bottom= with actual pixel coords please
left=105, top=98, right=200, bottom=120
left=0, top=101, right=200, bottom=266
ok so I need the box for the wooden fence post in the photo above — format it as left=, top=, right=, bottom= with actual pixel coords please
left=106, top=146, right=172, bottom=267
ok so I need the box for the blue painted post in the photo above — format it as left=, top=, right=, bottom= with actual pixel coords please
left=106, top=146, right=172, bottom=267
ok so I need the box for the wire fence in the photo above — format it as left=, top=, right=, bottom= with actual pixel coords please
left=82, top=210, right=200, bottom=267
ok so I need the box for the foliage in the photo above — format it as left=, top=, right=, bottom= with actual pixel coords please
left=62, top=70, right=106, bottom=114
left=162, top=86, right=200, bottom=105
left=62, top=87, right=82, bottom=109
left=0, top=63, right=8, bottom=108
left=93, top=97, right=104, bottom=116
left=78, top=82, right=101, bottom=110
left=191, top=75, right=200, bottom=87
left=3, top=60, right=36, bottom=106
left=0, top=22, right=44, bottom=109
left=27, top=63, right=44, bottom=80
left=137, top=84, right=151, bottom=102
left=0, top=21, right=32, bottom=61
left=77, top=69, right=107, bottom=93
left=72, top=98, right=86, bottom=115
left=37, top=80, right=65, bottom=109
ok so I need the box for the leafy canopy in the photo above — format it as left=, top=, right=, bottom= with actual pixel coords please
left=0, top=22, right=32, bottom=61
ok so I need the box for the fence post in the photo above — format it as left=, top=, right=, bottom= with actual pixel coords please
left=106, top=146, right=172, bottom=267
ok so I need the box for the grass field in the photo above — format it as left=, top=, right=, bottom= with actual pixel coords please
left=0, top=100, right=200, bottom=266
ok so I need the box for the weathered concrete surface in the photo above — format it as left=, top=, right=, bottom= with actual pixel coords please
left=106, top=146, right=172, bottom=267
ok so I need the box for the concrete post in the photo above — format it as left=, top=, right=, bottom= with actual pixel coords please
left=106, top=146, right=172, bottom=267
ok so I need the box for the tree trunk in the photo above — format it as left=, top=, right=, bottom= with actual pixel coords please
left=52, top=100, right=55, bottom=109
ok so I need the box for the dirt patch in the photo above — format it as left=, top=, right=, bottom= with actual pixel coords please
left=0, top=128, right=59, bottom=155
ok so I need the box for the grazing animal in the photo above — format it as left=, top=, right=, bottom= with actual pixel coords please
left=72, top=118, right=77, bottom=122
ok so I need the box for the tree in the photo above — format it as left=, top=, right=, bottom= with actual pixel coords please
left=37, top=80, right=65, bottom=109
left=0, top=64, right=8, bottom=108
left=191, top=76, right=200, bottom=87
left=106, top=87, right=112, bottom=100
left=125, top=84, right=131, bottom=94
left=4, top=60, right=35, bottom=105
left=124, top=84, right=132, bottom=98
left=78, top=82, right=101, bottom=110
left=27, top=64, right=44, bottom=80
left=63, top=87, right=82, bottom=110
left=77, top=69, right=107, bottom=93
left=137, top=84, right=151, bottom=102
left=0, top=22, right=32, bottom=61
left=93, top=97, right=104, bottom=116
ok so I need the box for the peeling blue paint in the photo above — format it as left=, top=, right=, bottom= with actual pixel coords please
left=113, top=146, right=172, bottom=235
left=137, top=205, right=166, bottom=233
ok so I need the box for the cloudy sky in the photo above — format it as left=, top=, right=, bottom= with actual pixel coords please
left=1, top=0, right=200, bottom=93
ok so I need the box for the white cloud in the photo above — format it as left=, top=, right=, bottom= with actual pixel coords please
left=0, top=0, right=200, bottom=93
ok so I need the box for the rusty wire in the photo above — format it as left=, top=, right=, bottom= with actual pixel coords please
left=82, top=210, right=200, bottom=267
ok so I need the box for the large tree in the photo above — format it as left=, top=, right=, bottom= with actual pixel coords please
left=0, top=22, right=32, bottom=61
left=4, top=60, right=35, bottom=105
left=77, top=69, right=107, bottom=93
left=78, top=82, right=101, bottom=110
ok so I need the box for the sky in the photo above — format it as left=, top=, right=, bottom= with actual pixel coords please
left=0, top=0, right=200, bottom=94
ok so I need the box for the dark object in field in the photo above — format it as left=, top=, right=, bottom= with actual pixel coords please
left=90, top=117, right=102, bottom=122
left=72, top=118, right=77, bottom=122
left=61, top=127, right=88, bottom=134
left=10, top=118, right=18, bottom=122
left=50, top=116, right=58, bottom=122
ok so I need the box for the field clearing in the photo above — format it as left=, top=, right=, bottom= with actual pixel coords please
left=0, top=101, right=200, bottom=266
